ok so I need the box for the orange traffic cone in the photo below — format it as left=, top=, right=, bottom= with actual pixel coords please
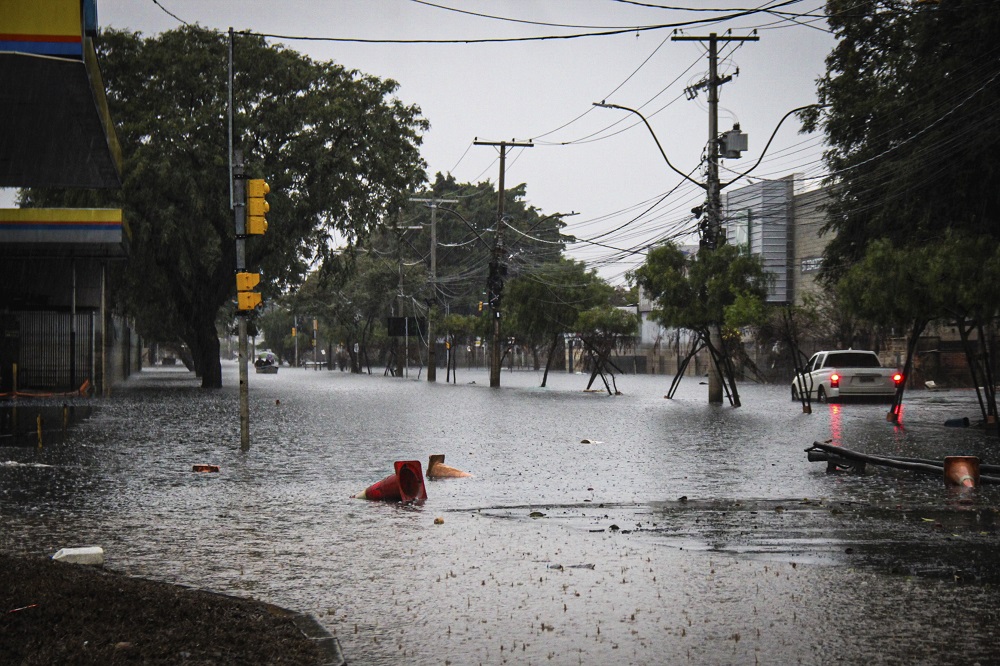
left=354, top=460, right=428, bottom=502
left=426, top=454, right=473, bottom=479
left=943, top=456, right=979, bottom=488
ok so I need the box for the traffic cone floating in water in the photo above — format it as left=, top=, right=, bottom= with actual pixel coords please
left=426, top=454, right=473, bottom=479
left=354, top=460, right=428, bottom=502
left=944, top=456, right=979, bottom=488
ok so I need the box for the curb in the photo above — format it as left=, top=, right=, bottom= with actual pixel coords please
left=290, top=611, right=347, bottom=666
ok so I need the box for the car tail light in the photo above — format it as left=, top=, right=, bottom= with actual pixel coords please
left=830, top=373, right=840, bottom=388
left=893, top=372, right=903, bottom=385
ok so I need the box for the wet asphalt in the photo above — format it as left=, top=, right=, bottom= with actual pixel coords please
left=2, top=362, right=999, bottom=664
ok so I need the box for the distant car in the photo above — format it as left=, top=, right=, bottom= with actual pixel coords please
left=791, top=350, right=902, bottom=403
left=254, top=351, right=278, bottom=374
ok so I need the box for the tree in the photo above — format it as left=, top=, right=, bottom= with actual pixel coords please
left=256, top=307, right=296, bottom=364
left=837, top=236, right=1000, bottom=427
left=632, top=242, right=770, bottom=406
left=940, top=238, right=1000, bottom=431
left=21, top=26, right=427, bottom=387
left=802, top=2, right=1000, bottom=425
left=399, top=173, right=569, bottom=317
left=291, top=251, right=410, bottom=374
left=575, top=306, right=639, bottom=395
left=505, top=258, right=613, bottom=386
left=801, top=1, right=1000, bottom=281
left=836, top=239, right=942, bottom=419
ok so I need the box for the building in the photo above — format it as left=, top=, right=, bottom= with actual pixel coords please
left=0, top=0, right=139, bottom=395
left=724, top=175, right=797, bottom=304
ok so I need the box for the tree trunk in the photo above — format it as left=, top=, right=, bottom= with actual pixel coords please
left=888, top=319, right=926, bottom=422
left=189, top=319, right=222, bottom=388
left=541, top=333, right=559, bottom=388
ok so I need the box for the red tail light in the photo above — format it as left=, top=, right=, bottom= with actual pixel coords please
left=830, top=373, right=840, bottom=388
left=893, top=373, right=903, bottom=385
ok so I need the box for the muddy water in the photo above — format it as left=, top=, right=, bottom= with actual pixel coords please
left=2, top=363, right=1000, bottom=664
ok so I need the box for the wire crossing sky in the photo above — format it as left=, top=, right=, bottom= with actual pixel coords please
left=4, top=0, right=837, bottom=283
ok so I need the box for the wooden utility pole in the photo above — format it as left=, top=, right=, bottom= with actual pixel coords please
left=409, top=197, right=457, bottom=382
left=474, top=140, right=533, bottom=387
left=672, top=32, right=757, bottom=403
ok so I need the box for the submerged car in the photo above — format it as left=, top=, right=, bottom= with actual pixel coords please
left=791, top=350, right=902, bottom=403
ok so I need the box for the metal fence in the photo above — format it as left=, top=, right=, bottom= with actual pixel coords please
left=13, top=311, right=95, bottom=390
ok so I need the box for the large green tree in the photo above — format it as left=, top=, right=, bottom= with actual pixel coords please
left=22, top=26, right=427, bottom=387
left=802, top=1, right=1000, bottom=421
left=802, top=1, right=1000, bottom=280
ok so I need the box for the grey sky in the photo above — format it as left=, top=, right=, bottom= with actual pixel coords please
left=5, top=1, right=836, bottom=283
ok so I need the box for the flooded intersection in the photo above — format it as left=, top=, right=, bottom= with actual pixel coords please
left=2, top=363, right=999, bottom=664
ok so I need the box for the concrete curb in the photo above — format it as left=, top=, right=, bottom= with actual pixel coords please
left=176, top=587, right=347, bottom=665
left=290, top=611, right=347, bottom=666
left=250, top=599, right=345, bottom=666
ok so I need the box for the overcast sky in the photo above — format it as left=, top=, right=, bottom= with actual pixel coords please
left=5, top=0, right=836, bottom=283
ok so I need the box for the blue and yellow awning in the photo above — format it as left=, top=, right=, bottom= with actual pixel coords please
left=0, top=208, right=129, bottom=257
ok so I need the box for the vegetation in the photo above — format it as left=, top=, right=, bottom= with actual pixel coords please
left=800, top=1, right=1000, bottom=424
left=21, top=26, right=427, bottom=387
left=505, top=258, right=613, bottom=386
left=575, top=305, right=640, bottom=395
left=267, top=172, right=592, bottom=380
left=631, top=242, right=769, bottom=406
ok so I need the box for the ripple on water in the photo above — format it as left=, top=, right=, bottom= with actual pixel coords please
left=2, top=363, right=999, bottom=664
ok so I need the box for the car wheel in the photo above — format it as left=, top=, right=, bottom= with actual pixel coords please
left=817, top=386, right=827, bottom=403
left=791, top=386, right=799, bottom=401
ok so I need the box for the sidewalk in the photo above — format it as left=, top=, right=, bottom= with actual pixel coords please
left=0, top=552, right=345, bottom=665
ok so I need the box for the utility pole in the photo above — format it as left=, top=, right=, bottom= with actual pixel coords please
left=474, top=139, right=533, bottom=388
left=409, top=197, right=457, bottom=382
left=672, top=31, right=757, bottom=403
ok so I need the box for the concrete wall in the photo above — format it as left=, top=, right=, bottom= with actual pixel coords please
left=791, top=187, right=831, bottom=305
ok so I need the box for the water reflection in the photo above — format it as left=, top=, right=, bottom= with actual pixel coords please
left=0, top=403, right=94, bottom=446
left=829, top=402, right=843, bottom=446
left=1, top=365, right=999, bottom=664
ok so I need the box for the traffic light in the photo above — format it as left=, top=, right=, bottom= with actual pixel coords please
left=236, top=271, right=262, bottom=311
left=246, top=179, right=269, bottom=235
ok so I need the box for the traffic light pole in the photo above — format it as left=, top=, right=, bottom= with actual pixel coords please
left=233, top=151, right=251, bottom=451
left=229, top=28, right=251, bottom=451
left=473, top=140, right=533, bottom=388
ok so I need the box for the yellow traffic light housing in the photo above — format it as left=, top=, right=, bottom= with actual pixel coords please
left=236, top=271, right=262, bottom=311
left=246, top=179, right=270, bottom=235
left=237, top=291, right=262, bottom=310
left=236, top=271, right=260, bottom=292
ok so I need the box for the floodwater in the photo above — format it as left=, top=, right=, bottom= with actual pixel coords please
left=2, top=362, right=1000, bottom=665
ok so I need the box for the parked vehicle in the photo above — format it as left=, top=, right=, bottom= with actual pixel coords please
left=791, top=350, right=902, bottom=403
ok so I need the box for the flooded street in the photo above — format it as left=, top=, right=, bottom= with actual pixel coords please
left=3, top=362, right=1000, bottom=664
